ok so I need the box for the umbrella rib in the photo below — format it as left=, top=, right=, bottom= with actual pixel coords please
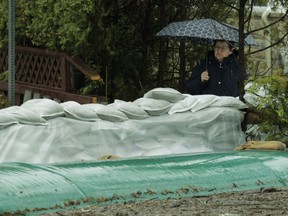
left=211, top=20, right=236, bottom=47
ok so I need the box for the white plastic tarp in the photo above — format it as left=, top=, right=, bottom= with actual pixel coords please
left=0, top=106, right=245, bottom=164
left=0, top=88, right=248, bottom=164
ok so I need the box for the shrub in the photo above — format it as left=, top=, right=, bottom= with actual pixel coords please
left=0, top=91, right=9, bottom=108
left=246, top=74, right=288, bottom=144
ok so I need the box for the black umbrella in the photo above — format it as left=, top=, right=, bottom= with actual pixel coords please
left=156, top=18, right=256, bottom=46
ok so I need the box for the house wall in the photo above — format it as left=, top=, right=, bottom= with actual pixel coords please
left=251, top=6, right=288, bottom=75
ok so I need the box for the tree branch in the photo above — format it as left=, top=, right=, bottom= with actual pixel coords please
left=244, top=0, right=254, bottom=25
left=247, top=8, right=288, bottom=36
left=247, top=30, right=288, bottom=55
left=219, top=0, right=239, bottom=11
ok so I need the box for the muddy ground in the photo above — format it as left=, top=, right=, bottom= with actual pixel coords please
left=39, top=187, right=288, bottom=216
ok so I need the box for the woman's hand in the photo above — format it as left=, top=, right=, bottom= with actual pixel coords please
left=201, top=71, right=210, bottom=83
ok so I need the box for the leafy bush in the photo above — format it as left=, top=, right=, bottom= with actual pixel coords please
left=79, top=79, right=105, bottom=95
left=0, top=71, right=9, bottom=108
left=0, top=91, right=9, bottom=108
left=0, top=71, right=8, bottom=81
left=246, top=74, right=288, bottom=143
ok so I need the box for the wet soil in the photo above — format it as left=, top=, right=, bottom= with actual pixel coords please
left=40, top=187, right=288, bottom=216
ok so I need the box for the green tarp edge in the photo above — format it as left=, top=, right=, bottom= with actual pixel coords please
left=0, top=151, right=288, bottom=215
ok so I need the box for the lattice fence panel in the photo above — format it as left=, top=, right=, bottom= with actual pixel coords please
left=16, top=51, right=62, bottom=88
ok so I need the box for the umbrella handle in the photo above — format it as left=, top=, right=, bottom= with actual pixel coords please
left=205, top=54, right=209, bottom=72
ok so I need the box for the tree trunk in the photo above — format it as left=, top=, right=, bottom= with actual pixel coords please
left=239, top=0, right=247, bottom=131
left=157, top=0, right=167, bottom=87
left=238, top=0, right=246, bottom=102
left=178, top=0, right=187, bottom=93
left=179, top=42, right=186, bottom=92
left=140, top=1, right=152, bottom=89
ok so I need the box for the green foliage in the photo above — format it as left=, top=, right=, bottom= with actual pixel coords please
left=0, top=91, right=9, bottom=108
left=112, top=75, right=144, bottom=102
left=21, top=0, right=96, bottom=52
left=0, top=71, right=8, bottom=81
left=1, top=0, right=287, bottom=103
left=246, top=74, right=288, bottom=143
left=0, top=0, right=8, bottom=48
left=80, top=79, right=105, bottom=95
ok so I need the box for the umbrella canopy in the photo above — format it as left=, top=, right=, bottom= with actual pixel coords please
left=156, top=18, right=256, bottom=46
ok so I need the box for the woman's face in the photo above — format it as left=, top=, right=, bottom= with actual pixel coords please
left=213, top=41, right=233, bottom=62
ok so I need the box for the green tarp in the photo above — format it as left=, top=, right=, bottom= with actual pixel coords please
left=0, top=151, right=287, bottom=214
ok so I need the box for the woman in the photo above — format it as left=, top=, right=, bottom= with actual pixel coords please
left=186, top=40, right=246, bottom=97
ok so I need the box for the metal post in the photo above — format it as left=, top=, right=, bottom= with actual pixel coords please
left=8, top=0, right=16, bottom=105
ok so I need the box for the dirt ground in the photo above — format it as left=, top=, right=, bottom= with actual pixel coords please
left=39, top=187, right=288, bottom=216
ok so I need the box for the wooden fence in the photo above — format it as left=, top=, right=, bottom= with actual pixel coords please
left=0, top=46, right=106, bottom=105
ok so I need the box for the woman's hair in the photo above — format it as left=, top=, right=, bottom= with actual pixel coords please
left=232, top=49, right=239, bottom=57
left=213, top=40, right=235, bottom=50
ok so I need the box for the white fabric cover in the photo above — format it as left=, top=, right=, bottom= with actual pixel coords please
left=0, top=88, right=247, bottom=164
left=64, top=104, right=99, bottom=121
left=0, top=112, right=18, bottom=129
left=82, top=103, right=128, bottom=122
left=211, top=96, right=248, bottom=109
left=21, top=98, right=65, bottom=119
left=168, top=94, right=218, bottom=114
left=133, top=98, right=173, bottom=116
left=61, top=101, right=99, bottom=121
left=108, top=99, right=149, bottom=120
left=144, top=87, right=187, bottom=103
left=61, top=101, right=81, bottom=108
left=0, top=106, right=245, bottom=164
left=1, top=106, right=47, bottom=125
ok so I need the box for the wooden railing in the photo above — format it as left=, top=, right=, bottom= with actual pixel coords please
left=0, top=46, right=106, bottom=105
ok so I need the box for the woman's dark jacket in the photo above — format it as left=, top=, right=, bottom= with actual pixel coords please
left=186, top=50, right=247, bottom=97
